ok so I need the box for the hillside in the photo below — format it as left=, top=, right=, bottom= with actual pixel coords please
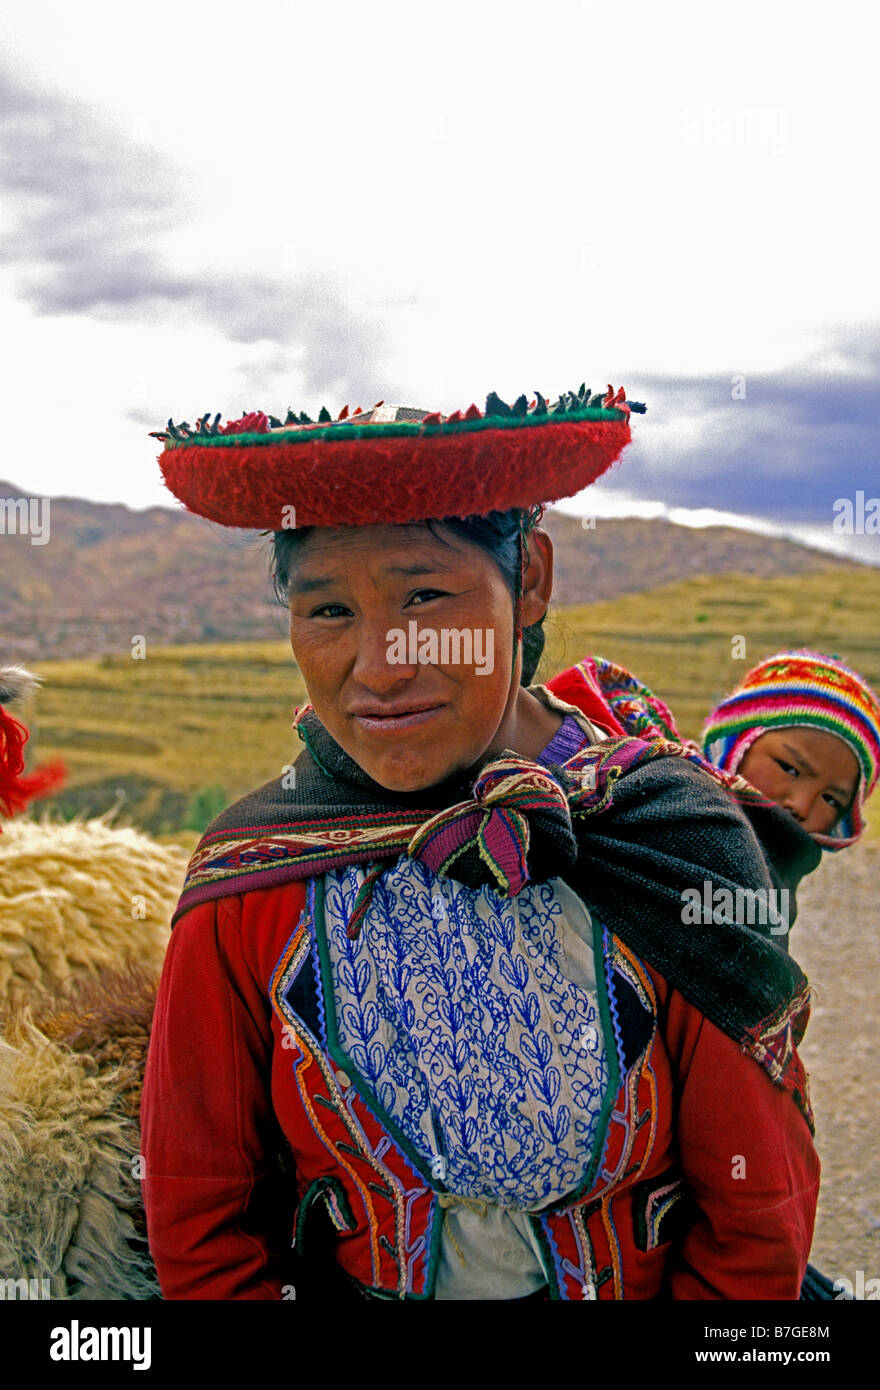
left=22, top=565, right=880, bottom=837
left=0, top=482, right=864, bottom=661
left=0, top=484, right=288, bottom=661
left=536, top=565, right=880, bottom=739
left=540, top=510, right=863, bottom=605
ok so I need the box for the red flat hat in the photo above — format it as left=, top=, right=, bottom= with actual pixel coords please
left=153, top=383, right=644, bottom=529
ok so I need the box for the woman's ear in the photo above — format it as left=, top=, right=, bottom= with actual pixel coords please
left=521, top=528, right=554, bottom=626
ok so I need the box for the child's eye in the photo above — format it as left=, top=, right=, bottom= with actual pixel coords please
left=822, top=791, right=845, bottom=812
left=775, top=760, right=799, bottom=777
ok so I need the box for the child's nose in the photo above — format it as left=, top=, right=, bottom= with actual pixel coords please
left=781, top=786, right=815, bottom=823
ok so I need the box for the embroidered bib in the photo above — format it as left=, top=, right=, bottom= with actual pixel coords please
left=324, top=858, right=609, bottom=1211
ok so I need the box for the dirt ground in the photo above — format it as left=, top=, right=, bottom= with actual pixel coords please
left=791, top=841, right=880, bottom=1284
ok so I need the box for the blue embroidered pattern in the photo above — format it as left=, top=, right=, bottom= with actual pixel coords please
left=324, top=859, right=609, bottom=1211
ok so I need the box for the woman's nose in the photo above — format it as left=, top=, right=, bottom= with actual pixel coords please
left=352, top=618, right=418, bottom=691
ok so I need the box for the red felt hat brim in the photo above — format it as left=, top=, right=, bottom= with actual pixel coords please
left=158, top=416, right=632, bottom=529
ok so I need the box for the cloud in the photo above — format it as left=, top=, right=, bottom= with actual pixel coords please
left=0, top=65, right=391, bottom=401
left=607, top=327, right=880, bottom=528
left=0, top=69, right=183, bottom=299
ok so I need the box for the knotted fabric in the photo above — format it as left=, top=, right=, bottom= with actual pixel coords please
left=406, top=756, right=578, bottom=896
left=345, top=755, right=582, bottom=939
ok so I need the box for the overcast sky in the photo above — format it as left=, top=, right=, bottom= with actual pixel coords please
left=1, top=0, right=878, bottom=562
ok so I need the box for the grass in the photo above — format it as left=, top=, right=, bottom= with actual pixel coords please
left=25, top=565, right=880, bottom=838
left=536, top=567, right=880, bottom=738
left=27, top=642, right=307, bottom=834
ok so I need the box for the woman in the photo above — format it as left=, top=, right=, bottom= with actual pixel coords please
left=141, top=387, right=819, bottom=1299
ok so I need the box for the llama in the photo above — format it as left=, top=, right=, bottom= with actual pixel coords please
left=0, top=663, right=189, bottom=1299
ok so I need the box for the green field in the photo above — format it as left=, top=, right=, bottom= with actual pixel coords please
left=27, top=643, right=307, bottom=834
left=26, top=565, right=880, bottom=841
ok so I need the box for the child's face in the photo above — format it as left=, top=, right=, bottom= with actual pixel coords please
left=739, top=727, right=860, bottom=835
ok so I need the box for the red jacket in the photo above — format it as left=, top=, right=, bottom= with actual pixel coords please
left=141, top=873, right=820, bottom=1300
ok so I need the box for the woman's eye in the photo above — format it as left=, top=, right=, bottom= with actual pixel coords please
left=308, top=603, right=352, bottom=618
left=407, top=589, right=449, bottom=606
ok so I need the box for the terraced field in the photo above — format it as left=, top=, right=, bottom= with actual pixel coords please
left=25, top=564, right=880, bottom=841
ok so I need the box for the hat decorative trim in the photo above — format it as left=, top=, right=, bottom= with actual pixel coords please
left=156, top=393, right=639, bottom=448
left=154, top=383, right=645, bottom=530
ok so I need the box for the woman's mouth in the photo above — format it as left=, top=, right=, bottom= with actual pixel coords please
left=350, top=703, right=446, bottom=734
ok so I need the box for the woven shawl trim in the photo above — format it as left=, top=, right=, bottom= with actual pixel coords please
left=176, top=731, right=689, bottom=914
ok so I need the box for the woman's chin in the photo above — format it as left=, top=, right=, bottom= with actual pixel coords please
left=362, top=755, right=452, bottom=794
left=350, top=739, right=469, bottom=794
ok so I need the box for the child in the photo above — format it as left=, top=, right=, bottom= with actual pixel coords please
left=703, top=650, right=880, bottom=1302
left=571, top=648, right=880, bottom=851
left=575, top=648, right=880, bottom=1302
left=700, top=649, right=880, bottom=851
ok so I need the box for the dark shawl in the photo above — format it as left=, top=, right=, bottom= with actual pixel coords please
left=174, top=711, right=817, bottom=1124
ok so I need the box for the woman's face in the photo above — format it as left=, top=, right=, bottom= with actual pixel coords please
left=738, top=726, right=860, bottom=835
left=287, top=522, right=554, bottom=791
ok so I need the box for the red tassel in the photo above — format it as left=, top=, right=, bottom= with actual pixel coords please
left=0, top=705, right=67, bottom=820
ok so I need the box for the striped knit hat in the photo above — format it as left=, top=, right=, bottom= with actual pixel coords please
left=702, top=649, right=880, bottom=849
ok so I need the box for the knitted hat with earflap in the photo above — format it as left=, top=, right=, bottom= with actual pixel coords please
left=0, top=664, right=67, bottom=823
left=701, top=649, right=880, bottom=849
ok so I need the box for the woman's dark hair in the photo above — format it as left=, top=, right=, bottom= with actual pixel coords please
left=271, top=508, right=547, bottom=685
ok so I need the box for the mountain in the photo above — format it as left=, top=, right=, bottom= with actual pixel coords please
left=0, top=483, right=287, bottom=661
left=0, top=482, right=864, bottom=661
left=541, top=511, right=862, bottom=605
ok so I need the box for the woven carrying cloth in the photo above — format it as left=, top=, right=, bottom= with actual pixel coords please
left=152, top=385, right=644, bottom=530
left=547, top=656, right=824, bottom=908
left=174, top=708, right=815, bottom=1129
left=550, top=654, right=687, bottom=743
